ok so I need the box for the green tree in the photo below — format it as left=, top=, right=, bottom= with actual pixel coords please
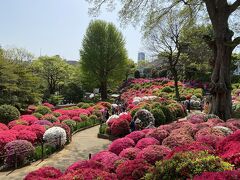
left=88, top=0, right=240, bottom=120
left=32, top=55, right=72, bottom=97
left=124, top=59, right=136, bottom=80
left=80, top=20, right=128, bottom=100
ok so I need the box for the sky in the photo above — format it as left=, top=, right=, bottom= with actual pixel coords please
left=0, top=0, right=143, bottom=61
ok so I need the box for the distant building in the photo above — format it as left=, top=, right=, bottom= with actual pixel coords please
left=66, top=60, right=78, bottom=65
left=138, top=52, right=145, bottom=62
left=234, top=61, right=240, bottom=75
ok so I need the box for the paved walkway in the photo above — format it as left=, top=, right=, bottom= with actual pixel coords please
left=0, top=125, right=111, bottom=180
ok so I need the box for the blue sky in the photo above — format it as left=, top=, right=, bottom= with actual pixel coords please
left=0, top=0, right=143, bottom=61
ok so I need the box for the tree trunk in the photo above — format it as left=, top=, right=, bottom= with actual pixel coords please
left=171, top=68, right=180, bottom=101
left=100, top=81, right=108, bottom=100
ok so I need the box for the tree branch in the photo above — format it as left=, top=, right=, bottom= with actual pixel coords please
left=229, top=0, right=240, bottom=13
left=232, top=36, right=240, bottom=49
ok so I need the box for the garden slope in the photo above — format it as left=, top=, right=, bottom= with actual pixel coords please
left=0, top=125, right=110, bottom=180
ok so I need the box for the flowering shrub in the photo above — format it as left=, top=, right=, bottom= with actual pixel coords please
left=8, top=119, right=29, bottom=128
left=116, top=159, right=152, bottom=180
left=111, top=118, right=130, bottom=137
left=119, top=112, right=132, bottom=122
left=125, top=131, right=145, bottom=143
left=60, top=168, right=117, bottom=180
left=41, top=114, right=59, bottom=123
left=0, top=105, right=20, bottom=124
left=43, top=127, right=67, bottom=147
left=53, top=122, right=71, bottom=140
left=146, top=128, right=169, bottom=143
left=162, top=134, right=194, bottom=149
left=193, top=170, right=240, bottom=180
left=91, top=151, right=120, bottom=172
left=106, top=115, right=119, bottom=125
left=30, top=124, right=45, bottom=140
left=34, top=120, right=53, bottom=128
left=134, top=109, right=155, bottom=128
left=144, top=151, right=233, bottom=180
left=42, top=102, right=54, bottom=110
left=17, top=130, right=37, bottom=143
left=119, top=147, right=141, bottom=160
left=65, top=160, right=107, bottom=174
left=136, top=145, right=171, bottom=165
left=58, top=115, right=71, bottom=122
left=213, top=126, right=233, bottom=136
left=108, top=137, right=135, bottom=155
left=32, top=112, right=43, bottom=119
left=4, top=140, right=34, bottom=167
left=0, top=132, right=17, bottom=154
left=24, top=166, right=63, bottom=180
left=0, top=123, right=9, bottom=131
left=187, top=114, right=205, bottom=124
left=62, top=120, right=76, bottom=133
left=135, top=137, right=159, bottom=149
left=11, top=124, right=31, bottom=131
left=20, top=115, right=39, bottom=125
left=71, top=116, right=81, bottom=122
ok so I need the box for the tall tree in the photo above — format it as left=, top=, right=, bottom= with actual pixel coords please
left=32, top=55, right=72, bottom=97
left=124, top=59, right=136, bottom=81
left=145, top=11, right=187, bottom=101
left=80, top=20, right=128, bottom=100
left=87, top=0, right=240, bottom=120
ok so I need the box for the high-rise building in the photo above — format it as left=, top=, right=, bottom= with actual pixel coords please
left=138, top=52, right=145, bottom=62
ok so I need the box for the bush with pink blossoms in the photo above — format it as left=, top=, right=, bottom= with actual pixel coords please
left=125, top=130, right=145, bottom=143
left=30, top=124, right=46, bottom=140
left=17, top=130, right=37, bottom=144
left=116, top=159, right=152, bottom=180
left=119, top=112, right=132, bottom=122
left=24, top=166, right=63, bottom=180
left=65, top=160, right=108, bottom=174
left=217, top=122, right=239, bottom=132
left=34, top=120, right=53, bottom=128
left=0, top=123, right=9, bottom=131
left=195, top=127, right=226, bottom=140
left=162, top=134, right=194, bottom=149
left=20, top=115, right=38, bottom=125
left=4, top=140, right=34, bottom=167
left=58, top=115, right=71, bottom=122
left=158, top=124, right=174, bottom=132
left=206, top=118, right=224, bottom=126
left=136, top=145, right=171, bottom=165
left=41, top=114, right=59, bottom=123
left=53, top=122, right=71, bottom=140
left=11, top=125, right=31, bottom=131
left=91, top=151, right=121, bottom=172
left=119, top=147, right=141, bottom=160
left=71, top=116, right=81, bottom=122
left=111, top=118, right=130, bottom=137
left=135, top=137, right=159, bottom=149
left=0, top=132, right=17, bottom=154
left=8, top=119, right=29, bottom=128
left=60, top=168, right=117, bottom=180
left=187, top=114, right=205, bottom=124
left=193, top=170, right=240, bottom=180
left=108, top=137, right=135, bottom=155
left=146, top=128, right=169, bottom=143
left=226, top=118, right=240, bottom=129
left=42, top=102, right=55, bottom=110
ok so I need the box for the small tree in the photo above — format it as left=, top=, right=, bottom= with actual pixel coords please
left=80, top=20, right=128, bottom=100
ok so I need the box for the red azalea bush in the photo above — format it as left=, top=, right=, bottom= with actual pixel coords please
left=187, top=114, right=205, bottom=124
left=71, top=116, right=82, bottom=122
left=24, top=166, right=63, bottom=180
left=125, top=131, right=146, bottom=143
left=193, top=170, right=240, bottom=180
left=108, top=137, right=135, bottom=155
left=119, top=147, right=141, bottom=160
left=30, top=124, right=45, bottom=140
left=8, top=119, right=29, bottom=128
left=136, top=145, right=171, bottom=165
left=91, top=151, right=121, bottom=172
left=135, top=137, right=159, bottom=149
left=20, top=115, right=38, bottom=125
left=116, top=159, right=152, bottom=180
left=162, top=134, right=194, bottom=149
left=226, top=119, right=240, bottom=129
left=0, top=123, right=9, bottom=131
left=58, top=115, right=71, bottom=122
left=11, top=124, right=31, bottom=131
left=42, top=102, right=55, bottom=110
left=111, top=118, right=130, bottom=137
left=4, top=140, right=34, bottom=167
left=0, top=132, right=17, bottom=154
left=119, top=112, right=132, bottom=122
left=17, top=130, right=37, bottom=144
left=61, top=168, right=117, bottom=180
left=146, top=128, right=169, bottom=143
left=65, top=160, right=108, bottom=174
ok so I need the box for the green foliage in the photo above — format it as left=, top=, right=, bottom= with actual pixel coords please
left=62, top=120, right=77, bottom=132
left=151, top=108, right=166, bottom=126
left=0, top=105, right=20, bottom=124
left=161, top=86, right=174, bottom=93
left=80, top=20, right=128, bottom=99
left=160, top=105, right=174, bottom=123
left=33, top=112, right=43, bottom=119
left=33, top=145, right=56, bottom=161
left=35, top=106, right=51, bottom=115
left=47, top=95, right=63, bottom=105
left=77, top=102, right=91, bottom=109
left=99, top=124, right=108, bottom=134
left=62, top=82, right=84, bottom=103
left=134, top=70, right=141, bottom=78
left=89, top=115, right=98, bottom=124
left=80, top=114, right=89, bottom=122
left=145, top=151, right=233, bottom=180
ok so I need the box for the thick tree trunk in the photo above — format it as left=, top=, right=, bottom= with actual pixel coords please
left=171, top=68, right=180, bottom=101
left=100, top=81, right=108, bottom=100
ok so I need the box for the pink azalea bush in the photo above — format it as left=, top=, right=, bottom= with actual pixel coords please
left=162, top=134, right=194, bottom=149
left=193, top=170, right=240, bottom=180
left=108, top=137, right=135, bottom=155
left=20, top=115, right=39, bottom=125
left=0, top=132, right=17, bottom=154
left=0, top=123, right=9, bottom=131
left=146, top=128, right=169, bottom=143
left=135, top=137, right=159, bottom=149
left=17, top=130, right=37, bottom=143
left=30, top=124, right=45, bottom=140
left=24, top=166, right=63, bottom=180
left=8, top=119, right=29, bottom=128
left=116, top=159, right=152, bottom=180
left=125, top=130, right=146, bottom=143
left=119, top=147, right=141, bottom=160
left=110, top=118, right=130, bottom=137
left=136, top=145, right=171, bottom=165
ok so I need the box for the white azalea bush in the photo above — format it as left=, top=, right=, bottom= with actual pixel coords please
left=43, top=127, right=67, bottom=148
left=133, top=96, right=158, bottom=105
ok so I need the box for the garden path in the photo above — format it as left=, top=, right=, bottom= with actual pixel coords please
left=0, top=125, right=111, bottom=180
